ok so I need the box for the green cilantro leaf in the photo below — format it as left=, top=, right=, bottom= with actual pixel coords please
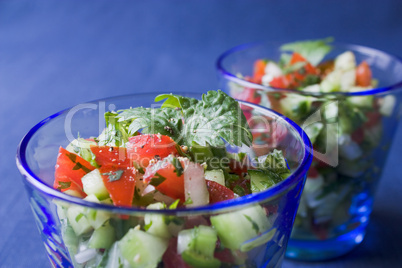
left=157, top=90, right=252, bottom=147
left=75, top=213, right=84, bottom=222
left=116, top=90, right=252, bottom=148
left=244, top=214, right=260, bottom=234
left=66, top=152, right=77, bottom=163
left=280, top=37, right=334, bottom=66
left=144, top=221, right=153, bottom=231
left=117, top=107, right=183, bottom=141
left=171, top=157, right=184, bottom=177
left=102, top=170, right=124, bottom=182
left=57, top=181, right=71, bottom=190
left=98, top=112, right=130, bottom=147
left=169, top=199, right=180, bottom=209
left=183, top=197, right=193, bottom=205
left=72, top=162, right=92, bottom=173
left=149, top=173, right=167, bottom=187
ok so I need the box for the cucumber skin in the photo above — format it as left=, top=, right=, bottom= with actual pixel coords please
left=177, top=225, right=217, bottom=257
left=82, top=169, right=109, bottom=200
left=88, top=223, right=115, bottom=250
left=249, top=169, right=282, bottom=193
left=210, top=205, right=271, bottom=251
left=181, top=250, right=220, bottom=268
left=66, top=205, right=93, bottom=236
left=144, top=203, right=171, bottom=239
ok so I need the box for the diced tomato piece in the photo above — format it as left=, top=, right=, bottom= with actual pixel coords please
left=233, top=87, right=261, bottom=104
left=162, top=238, right=191, bottom=268
left=90, top=146, right=130, bottom=167
left=311, top=220, right=330, bottom=240
left=184, top=216, right=210, bottom=229
left=270, top=76, right=290, bottom=89
left=99, top=165, right=137, bottom=207
left=265, top=204, right=279, bottom=215
left=307, top=166, right=320, bottom=178
left=364, top=111, right=381, bottom=128
left=290, top=52, right=307, bottom=64
left=356, top=61, right=372, bottom=87
left=127, top=134, right=178, bottom=168
left=228, top=158, right=248, bottom=175
left=351, top=127, right=364, bottom=144
left=54, top=147, right=95, bottom=190
left=214, top=247, right=235, bottom=264
left=290, top=53, right=318, bottom=74
left=253, top=59, right=267, bottom=84
left=53, top=176, right=86, bottom=197
left=143, top=157, right=187, bottom=202
left=267, top=93, right=285, bottom=114
left=206, top=180, right=235, bottom=204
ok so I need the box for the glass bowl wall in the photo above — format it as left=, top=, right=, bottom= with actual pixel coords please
left=16, top=92, right=312, bottom=268
left=217, top=42, right=402, bottom=260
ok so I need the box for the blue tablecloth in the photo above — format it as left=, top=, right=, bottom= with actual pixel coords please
left=1, top=1, right=401, bottom=267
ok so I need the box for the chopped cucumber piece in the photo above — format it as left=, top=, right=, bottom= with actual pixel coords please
left=320, top=70, right=342, bottom=92
left=104, top=242, right=131, bottom=268
left=303, top=122, right=324, bottom=144
left=178, top=226, right=220, bottom=268
left=379, top=95, right=396, bottom=116
left=204, top=169, right=225, bottom=186
left=82, top=169, right=109, bottom=200
left=181, top=250, right=220, bottom=268
left=210, top=205, right=272, bottom=251
left=63, top=189, right=85, bottom=198
left=119, top=228, right=168, bottom=268
left=88, top=222, right=115, bottom=249
left=60, top=222, right=82, bottom=268
left=338, top=134, right=362, bottom=161
left=144, top=202, right=171, bottom=239
left=83, top=194, right=111, bottom=229
left=67, top=205, right=93, bottom=236
left=177, top=225, right=217, bottom=257
left=240, top=228, right=277, bottom=252
left=66, top=138, right=98, bottom=167
left=347, top=88, right=374, bottom=108
left=334, top=51, right=356, bottom=70
left=249, top=169, right=283, bottom=193
left=280, top=94, right=312, bottom=121
left=260, top=149, right=289, bottom=175
left=339, top=69, right=356, bottom=91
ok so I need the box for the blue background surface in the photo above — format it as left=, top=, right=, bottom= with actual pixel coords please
left=1, top=1, right=402, bottom=267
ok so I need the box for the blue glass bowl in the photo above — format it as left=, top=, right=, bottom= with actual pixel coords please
left=217, top=42, right=402, bottom=260
left=16, top=92, right=312, bottom=268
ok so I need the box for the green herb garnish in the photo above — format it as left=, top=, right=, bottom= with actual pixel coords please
left=149, top=173, right=167, bottom=187
left=102, top=170, right=124, bottom=182
left=171, top=157, right=184, bottom=177
left=72, top=162, right=92, bottom=173
left=117, top=90, right=252, bottom=147
left=75, top=213, right=84, bottom=222
left=244, top=214, right=260, bottom=234
left=57, top=181, right=71, bottom=190
left=280, top=37, right=333, bottom=66
left=144, top=221, right=153, bottom=231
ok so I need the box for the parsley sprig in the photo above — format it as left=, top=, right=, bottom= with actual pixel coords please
left=116, top=90, right=252, bottom=147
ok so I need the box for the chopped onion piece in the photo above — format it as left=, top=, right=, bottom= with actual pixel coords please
left=75, top=248, right=97, bottom=264
left=153, top=191, right=175, bottom=205
left=142, top=185, right=155, bottom=195
left=184, top=162, right=209, bottom=207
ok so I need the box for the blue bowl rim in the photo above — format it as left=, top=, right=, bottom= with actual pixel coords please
left=16, top=92, right=313, bottom=215
left=216, top=41, right=402, bottom=97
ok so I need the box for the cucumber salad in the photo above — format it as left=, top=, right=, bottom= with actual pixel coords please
left=54, top=90, right=292, bottom=268
left=229, top=38, right=396, bottom=240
